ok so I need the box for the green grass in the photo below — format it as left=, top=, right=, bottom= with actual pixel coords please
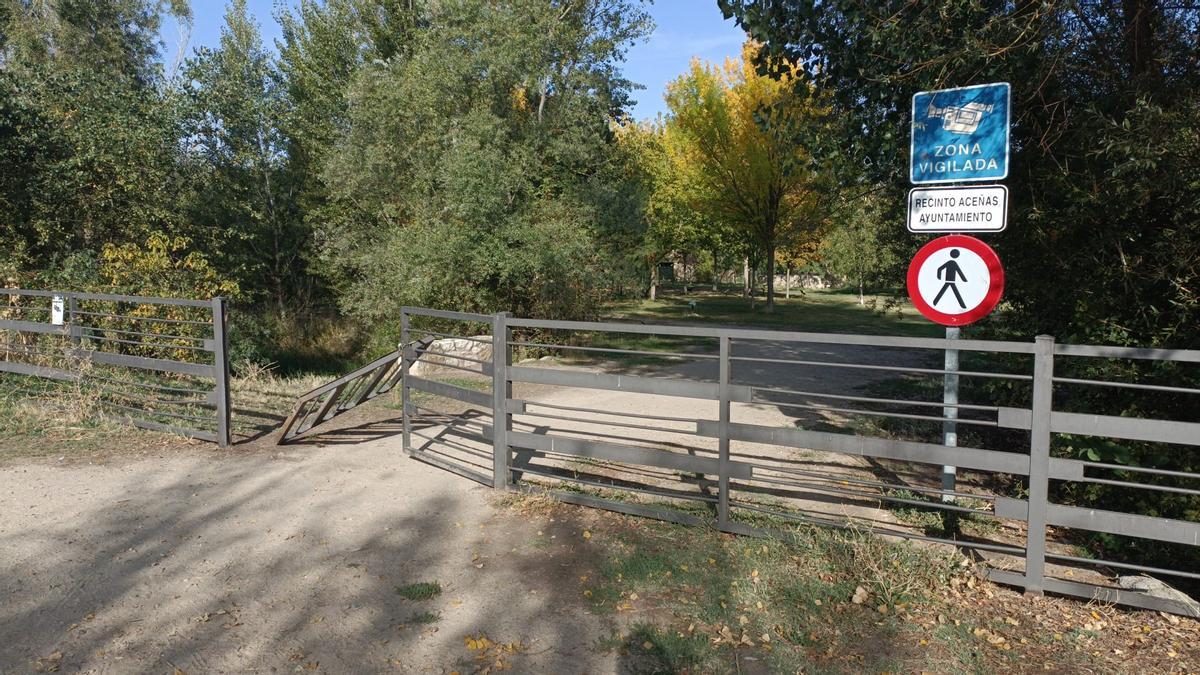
left=624, top=624, right=713, bottom=673
left=407, top=610, right=441, bottom=625
left=394, top=581, right=442, bottom=601
left=580, top=516, right=956, bottom=673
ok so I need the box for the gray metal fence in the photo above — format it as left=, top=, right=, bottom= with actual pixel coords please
left=0, top=288, right=231, bottom=446
left=277, top=347, right=405, bottom=444
left=400, top=307, right=1200, bottom=617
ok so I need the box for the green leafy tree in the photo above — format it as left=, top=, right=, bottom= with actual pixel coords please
left=662, top=42, right=831, bottom=312
left=0, top=0, right=193, bottom=279
left=720, top=0, right=1200, bottom=567
left=276, top=0, right=420, bottom=255
left=182, top=0, right=300, bottom=312
left=719, top=0, right=1200, bottom=347
left=819, top=192, right=902, bottom=305
left=615, top=119, right=731, bottom=299
left=315, top=0, right=651, bottom=328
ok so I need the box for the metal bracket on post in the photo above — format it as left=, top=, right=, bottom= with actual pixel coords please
left=401, top=310, right=412, bottom=455
left=492, top=312, right=512, bottom=490
left=718, top=335, right=731, bottom=529
left=211, top=297, right=231, bottom=448
left=1024, top=334, right=1055, bottom=595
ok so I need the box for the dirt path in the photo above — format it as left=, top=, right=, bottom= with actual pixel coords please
left=0, top=439, right=618, bottom=674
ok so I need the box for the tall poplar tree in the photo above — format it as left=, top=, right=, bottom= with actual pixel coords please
left=662, top=43, right=829, bottom=311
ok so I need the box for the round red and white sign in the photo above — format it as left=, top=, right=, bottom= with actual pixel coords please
left=906, top=235, right=1004, bottom=326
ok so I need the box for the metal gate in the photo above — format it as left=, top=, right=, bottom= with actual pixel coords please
left=1, top=288, right=231, bottom=445
left=399, top=307, right=499, bottom=486
left=398, top=307, right=1200, bottom=617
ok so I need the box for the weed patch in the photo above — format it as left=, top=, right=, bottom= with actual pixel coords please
left=407, top=610, right=440, bottom=625
left=394, top=581, right=442, bottom=601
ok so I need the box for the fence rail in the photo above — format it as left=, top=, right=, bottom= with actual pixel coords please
left=400, top=307, right=1200, bottom=617
left=0, top=288, right=230, bottom=445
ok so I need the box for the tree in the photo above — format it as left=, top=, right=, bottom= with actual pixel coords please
left=820, top=192, right=902, bottom=305
left=720, top=0, right=1200, bottom=566
left=0, top=0, right=193, bottom=279
left=182, top=0, right=300, bottom=312
left=718, top=0, right=1200, bottom=348
left=314, top=0, right=652, bottom=327
left=662, top=42, right=830, bottom=312
left=615, top=119, right=731, bottom=300
left=275, top=1, right=419, bottom=257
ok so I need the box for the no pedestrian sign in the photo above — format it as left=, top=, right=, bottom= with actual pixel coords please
left=907, top=235, right=1004, bottom=326
left=907, top=185, right=1007, bottom=233
left=911, top=83, right=1010, bottom=184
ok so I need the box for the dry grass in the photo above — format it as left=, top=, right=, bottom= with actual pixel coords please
left=497, top=494, right=1200, bottom=674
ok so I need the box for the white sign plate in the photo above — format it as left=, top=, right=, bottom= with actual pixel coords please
left=907, top=185, right=1007, bottom=233
left=51, top=295, right=65, bottom=326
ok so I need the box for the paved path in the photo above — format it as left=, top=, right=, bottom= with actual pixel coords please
left=0, top=440, right=616, bottom=674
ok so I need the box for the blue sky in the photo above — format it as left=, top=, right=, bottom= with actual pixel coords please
left=162, top=0, right=746, bottom=121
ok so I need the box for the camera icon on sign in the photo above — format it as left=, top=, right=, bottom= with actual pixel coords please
left=926, top=100, right=994, bottom=135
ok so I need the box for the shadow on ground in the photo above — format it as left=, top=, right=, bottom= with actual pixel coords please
left=0, top=441, right=618, bottom=672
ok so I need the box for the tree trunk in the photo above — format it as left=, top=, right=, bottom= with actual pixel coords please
left=1121, top=0, right=1159, bottom=89
left=742, top=256, right=750, bottom=297
left=649, top=262, right=658, bottom=301
left=785, top=264, right=791, bottom=300
left=764, top=243, right=776, bottom=312
left=859, top=278, right=865, bottom=305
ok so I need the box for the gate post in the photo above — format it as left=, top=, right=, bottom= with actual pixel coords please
left=1024, top=334, right=1055, bottom=594
left=492, top=312, right=512, bottom=490
left=211, top=297, right=231, bottom=448
left=400, top=309, right=412, bottom=455
left=66, top=294, right=81, bottom=348
left=718, top=335, right=731, bottom=529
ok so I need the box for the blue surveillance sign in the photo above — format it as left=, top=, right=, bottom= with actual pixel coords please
left=910, top=82, right=1010, bottom=184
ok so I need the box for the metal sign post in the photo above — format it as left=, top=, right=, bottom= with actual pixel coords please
left=908, top=82, right=1011, bottom=519
left=941, top=326, right=960, bottom=501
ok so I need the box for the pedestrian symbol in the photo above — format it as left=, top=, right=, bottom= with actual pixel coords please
left=933, top=249, right=967, bottom=309
left=907, top=236, right=1004, bottom=326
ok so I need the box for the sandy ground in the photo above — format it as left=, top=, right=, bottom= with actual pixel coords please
left=0, top=436, right=622, bottom=674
